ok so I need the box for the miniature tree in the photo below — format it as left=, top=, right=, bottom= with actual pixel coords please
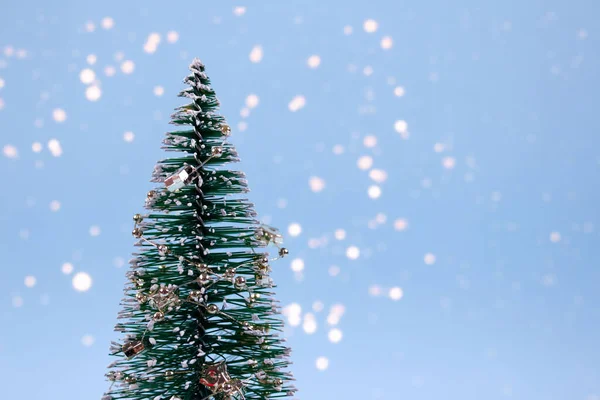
left=103, top=59, right=296, bottom=400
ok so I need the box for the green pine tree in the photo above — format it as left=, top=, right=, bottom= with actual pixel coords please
left=103, top=59, right=296, bottom=400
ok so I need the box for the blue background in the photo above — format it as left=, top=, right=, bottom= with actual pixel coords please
left=1, top=1, right=599, bottom=399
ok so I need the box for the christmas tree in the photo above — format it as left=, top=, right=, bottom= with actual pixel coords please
left=103, top=59, right=296, bottom=400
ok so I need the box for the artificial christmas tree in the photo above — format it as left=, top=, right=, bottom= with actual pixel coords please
left=103, top=59, right=296, bottom=400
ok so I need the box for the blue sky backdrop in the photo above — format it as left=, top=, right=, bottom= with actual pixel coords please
left=0, top=1, right=599, bottom=399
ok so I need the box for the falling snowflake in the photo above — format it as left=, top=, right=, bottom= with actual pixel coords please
left=424, top=253, right=436, bottom=265
left=288, top=95, right=306, bottom=112
left=307, top=55, right=321, bottom=69
left=101, top=17, right=114, bottom=30
left=288, top=223, right=302, bottom=237
left=363, top=19, right=378, bottom=33
left=2, top=144, right=17, bottom=158
left=315, top=356, right=329, bottom=371
left=72, top=272, right=92, bottom=292
left=380, top=36, right=393, bottom=49
left=52, top=108, right=67, bottom=123
left=86, top=85, right=102, bottom=101
left=346, top=246, right=360, bottom=260
left=249, top=45, right=263, bottom=63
